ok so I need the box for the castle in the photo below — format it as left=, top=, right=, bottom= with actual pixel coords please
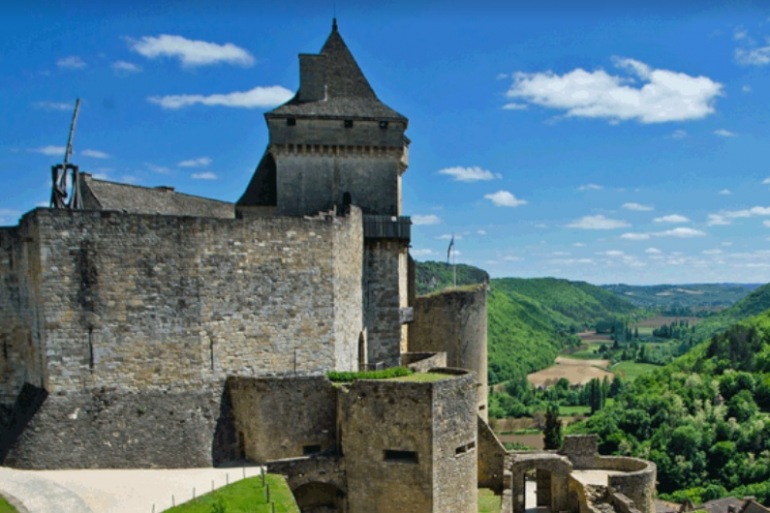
left=0, top=21, right=655, bottom=513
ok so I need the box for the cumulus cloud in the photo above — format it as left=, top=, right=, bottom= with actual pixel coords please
left=645, top=247, right=662, bottom=254
left=33, top=101, right=74, bottom=111
left=57, top=56, right=86, bottom=69
left=708, top=206, right=770, bottom=226
left=112, top=60, right=142, bottom=75
left=504, top=57, right=722, bottom=123
left=719, top=189, right=732, bottom=196
left=149, top=86, right=292, bottom=109
left=130, top=34, right=255, bottom=67
left=714, top=129, right=737, bottom=137
left=764, top=220, right=770, bottom=228
left=412, top=214, right=442, bottom=226
left=484, top=190, right=527, bottom=207
left=578, top=184, right=603, bottom=191
left=736, top=45, right=770, bottom=66
left=437, top=234, right=462, bottom=240
left=671, top=129, right=688, bottom=139
left=620, top=232, right=651, bottom=240
left=654, top=214, right=689, bottom=223
left=191, top=172, right=218, bottom=180
left=178, top=157, right=212, bottom=168
left=81, top=149, right=111, bottom=159
left=623, top=202, right=653, bottom=211
left=437, top=166, right=501, bottom=182
left=567, top=215, right=629, bottom=230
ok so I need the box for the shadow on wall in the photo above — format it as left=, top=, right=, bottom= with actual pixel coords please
left=212, top=382, right=243, bottom=466
left=0, top=383, right=48, bottom=464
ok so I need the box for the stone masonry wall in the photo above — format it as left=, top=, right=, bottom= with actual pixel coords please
left=0, top=225, right=45, bottom=405
left=409, top=285, right=488, bottom=419
left=431, top=370, right=478, bottom=513
left=227, top=376, right=337, bottom=463
left=3, top=387, right=225, bottom=468
left=16, top=207, right=362, bottom=393
left=333, top=211, right=364, bottom=370
left=363, top=239, right=407, bottom=368
left=340, top=379, right=435, bottom=513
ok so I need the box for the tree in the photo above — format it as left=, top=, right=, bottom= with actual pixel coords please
left=543, top=402, right=563, bottom=450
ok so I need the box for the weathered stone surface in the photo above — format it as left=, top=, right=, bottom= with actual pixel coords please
left=409, top=285, right=489, bottom=419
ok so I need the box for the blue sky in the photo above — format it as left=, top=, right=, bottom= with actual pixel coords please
left=3, top=1, right=770, bottom=285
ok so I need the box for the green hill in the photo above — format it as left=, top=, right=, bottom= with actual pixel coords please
left=571, top=307, right=770, bottom=505
left=487, top=277, right=637, bottom=385
left=685, top=282, right=770, bottom=345
left=601, top=283, right=759, bottom=312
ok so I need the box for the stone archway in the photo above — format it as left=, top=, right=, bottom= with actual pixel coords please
left=293, top=482, right=346, bottom=513
left=510, top=453, right=573, bottom=513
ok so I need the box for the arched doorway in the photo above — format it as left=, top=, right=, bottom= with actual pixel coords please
left=510, top=454, right=573, bottom=513
left=293, top=482, right=345, bottom=513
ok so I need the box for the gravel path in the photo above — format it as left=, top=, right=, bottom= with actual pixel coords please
left=0, top=466, right=263, bottom=513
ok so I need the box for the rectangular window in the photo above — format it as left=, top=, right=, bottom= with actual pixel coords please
left=455, top=441, right=476, bottom=456
left=303, top=444, right=322, bottom=455
left=384, top=449, right=418, bottom=463
left=379, top=121, right=389, bottom=129
left=344, top=119, right=354, bottom=128
left=287, top=117, right=296, bottom=126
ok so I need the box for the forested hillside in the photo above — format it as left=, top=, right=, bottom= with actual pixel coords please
left=487, top=278, right=637, bottom=385
left=571, top=309, right=770, bottom=504
left=602, top=283, right=759, bottom=312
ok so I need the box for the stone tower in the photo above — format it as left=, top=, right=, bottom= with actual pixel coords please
left=238, top=20, right=411, bottom=368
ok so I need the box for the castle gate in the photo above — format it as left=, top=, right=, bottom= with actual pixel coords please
left=509, top=453, right=573, bottom=513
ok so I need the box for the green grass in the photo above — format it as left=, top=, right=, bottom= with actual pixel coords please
left=0, top=496, right=18, bottom=513
left=478, top=488, right=502, bottom=513
left=559, top=405, right=591, bottom=416
left=390, top=372, right=455, bottom=382
left=611, top=361, right=660, bottom=381
left=562, top=343, right=609, bottom=360
left=326, top=367, right=413, bottom=382
left=162, top=475, right=298, bottom=513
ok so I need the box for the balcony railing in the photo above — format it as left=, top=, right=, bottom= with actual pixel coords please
left=363, top=215, right=411, bottom=240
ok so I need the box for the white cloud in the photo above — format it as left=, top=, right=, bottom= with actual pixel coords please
left=657, top=227, right=706, bottom=238
left=57, top=56, right=86, bottom=69
left=645, top=247, right=662, bottom=254
left=736, top=45, right=770, bottom=66
left=178, top=157, right=212, bottom=168
left=130, top=34, right=255, bottom=67
left=112, top=60, right=142, bottom=75
left=714, top=129, right=736, bottom=137
left=578, top=183, right=603, bottom=191
left=742, top=85, right=752, bottom=93
left=502, top=255, right=522, bottom=262
left=33, top=101, right=74, bottom=111
left=437, top=234, right=462, bottom=240
left=502, top=103, right=528, bottom=111
left=703, top=249, right=723, bottom=255
left=603, top=250, right=626, bottom=257
left=654, top=214, right=689, bottom=223
left=81, top=149, right=111, bottom=159
left=719, top=189, right=732, bottom=196
left=505, top=57, right=723, bottom=123
left=437, top=166, right=501, bottom=182
left=567, top=215, right=629, bottom=230
left=671, top=129, right=688, bottom=139
left=411, top=249, right=436, bottom=258
left=620, top=232, right=651, bottom=240
left=191, top=172, right=218, bottom=180
left=477, top=229, right=487, bottom=236
left=762, top=177, right=770, bottom=185
left=28, top=145, right=66, bottom=156
left=484, top=190, right=527, bottom=207
left=765, top=220, right=770, bottom=228
left=623, top=202, right=653, bottom=211
left=412, top=214, right=442, bottom=226
left=149, top=86, right=292, bottom=109
left=708, top=206, right=770, bottom=226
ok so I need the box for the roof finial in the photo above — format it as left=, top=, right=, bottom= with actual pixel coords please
left=332, top=17, right=338, bottom=32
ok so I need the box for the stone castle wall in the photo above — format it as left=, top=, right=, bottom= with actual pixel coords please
left=363, top=239, right=408, bottom=367
left=227, top=376, right=337, bottom=463
left=0, top=207, right=363, bottom=398
left=409, top=285, right=489, bottom=419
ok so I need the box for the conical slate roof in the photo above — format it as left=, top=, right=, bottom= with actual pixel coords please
left=268, top=20, right=407, bottom=122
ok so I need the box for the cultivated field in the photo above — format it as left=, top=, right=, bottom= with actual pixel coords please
left=527, top=357, right=612, bottom=387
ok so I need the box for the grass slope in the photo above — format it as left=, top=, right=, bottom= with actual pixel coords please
left=414, top=260, right=489, bottom=295
left=687, top=282, right=770, bottom=344
left=601, top=283, right=759, bottom=311
left=163, top=475, right=298, bottom=513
